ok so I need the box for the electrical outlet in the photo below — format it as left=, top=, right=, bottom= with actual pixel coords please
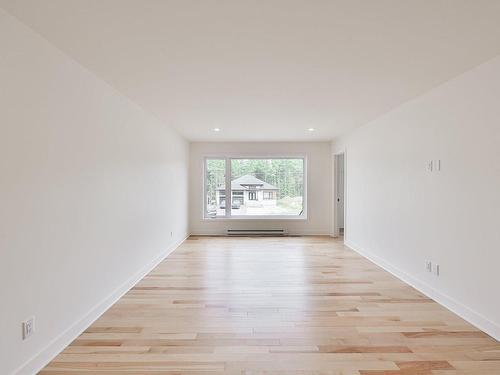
left=426, top=261, right=432, bottom=272
left=170, top=231, right=173, bottom=237
left=428, top=160, right=442, bottom=172
left=22, top=317, right=34, bottom=340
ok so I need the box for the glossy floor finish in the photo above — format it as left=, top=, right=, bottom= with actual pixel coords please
left=41, top=236, right=500, bottom=374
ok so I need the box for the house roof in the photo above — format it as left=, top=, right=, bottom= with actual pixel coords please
left=217, top=175, right=278, bottom=191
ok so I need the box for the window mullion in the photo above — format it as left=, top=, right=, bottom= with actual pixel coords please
left=225, top=157, right=231, bottom=217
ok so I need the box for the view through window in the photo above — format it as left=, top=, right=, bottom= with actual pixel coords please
left=205, top=157, right=305, bottom=218
left=205, top=159, right=226, bottom=217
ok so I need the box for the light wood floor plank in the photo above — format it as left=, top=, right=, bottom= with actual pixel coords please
left=40, top=236, right=500, bottom=374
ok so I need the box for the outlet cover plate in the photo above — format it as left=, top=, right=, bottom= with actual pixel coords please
left=22, top=317, right=34, bottom=340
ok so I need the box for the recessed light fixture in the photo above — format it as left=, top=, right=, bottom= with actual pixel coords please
left=213, top=127, right=221, bottom=132
left=307, top=127, right=315, bottom=132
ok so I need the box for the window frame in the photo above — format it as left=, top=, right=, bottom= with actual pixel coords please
left=203, top=155, right=308, bottom=220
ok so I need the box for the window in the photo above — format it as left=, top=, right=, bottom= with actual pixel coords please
left=263, top=191, right=274, bottom=200
left=204, top=158, right=226, bottom=217
left=204, top=157, right=306, bottom=219
left=219, top=192, right=226, bottom=205
left=232, top=191, right=244, bottom=206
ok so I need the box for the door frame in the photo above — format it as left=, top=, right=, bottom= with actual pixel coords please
left=332, top=152, right=346, bottom=238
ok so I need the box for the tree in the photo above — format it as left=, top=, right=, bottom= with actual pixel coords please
left=231, top=158, right=303, bottom=199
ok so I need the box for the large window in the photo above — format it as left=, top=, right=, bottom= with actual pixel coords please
left=204, top=157, right=306, bottom=219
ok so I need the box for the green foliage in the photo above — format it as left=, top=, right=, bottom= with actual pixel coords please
left=231, top=159, right=303, bottom=199
left=206, top=159, right=225, bottom=203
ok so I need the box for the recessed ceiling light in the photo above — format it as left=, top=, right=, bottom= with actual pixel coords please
left=213, top=127, right=221, bottom=132
left=307, top=127, right=315, bottom=132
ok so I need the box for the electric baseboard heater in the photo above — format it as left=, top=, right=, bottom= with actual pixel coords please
left=226, top=229, right=288, bottom=236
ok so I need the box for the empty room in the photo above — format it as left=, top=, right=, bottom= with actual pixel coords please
left=1, top=1, right=500, bottom=374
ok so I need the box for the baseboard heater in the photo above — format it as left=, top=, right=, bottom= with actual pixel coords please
left=226, top=229, right=288, bottom=236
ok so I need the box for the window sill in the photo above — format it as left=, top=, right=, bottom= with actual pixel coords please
left=202, top=215, right=308, bottom=221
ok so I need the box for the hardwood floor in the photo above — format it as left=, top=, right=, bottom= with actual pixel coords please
left=41, top=236, right=500, bottom=374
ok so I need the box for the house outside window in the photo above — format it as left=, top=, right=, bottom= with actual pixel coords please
left=204, top=157, right=306, bottom=219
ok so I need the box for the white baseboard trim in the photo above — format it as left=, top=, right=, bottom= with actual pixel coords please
left=191, top=231, right=332, bottom=236
left=344, top=240, right=500, bottom=342
left=14, top=235, right=189, bottom=375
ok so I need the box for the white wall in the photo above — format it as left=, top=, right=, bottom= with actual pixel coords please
left=189, top=142, right=331, bottom=235
left=333, top=55, right=500, bottom=340
left=0, top=10, right=189, bottom=374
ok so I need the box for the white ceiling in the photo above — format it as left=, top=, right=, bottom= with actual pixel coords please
left=2, top=0, right=500, bottom=141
